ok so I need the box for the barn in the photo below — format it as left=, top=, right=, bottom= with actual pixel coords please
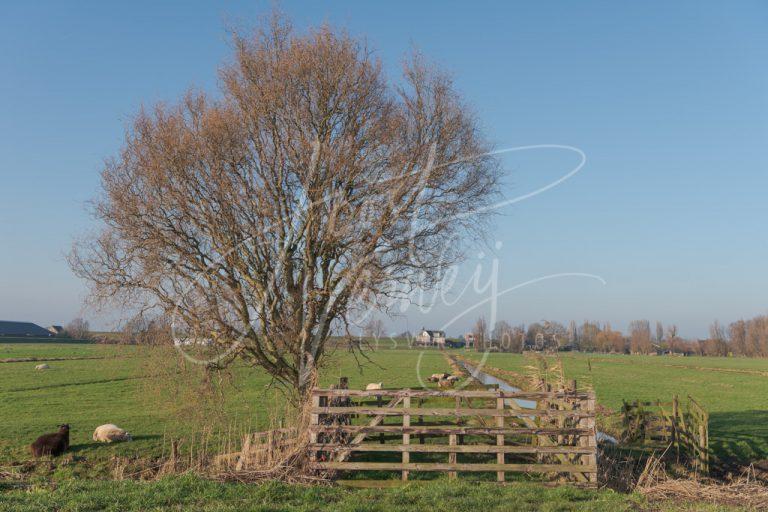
left=0, top=321, right=53, bottom=337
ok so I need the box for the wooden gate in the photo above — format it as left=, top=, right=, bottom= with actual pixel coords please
left=309, top=388, right=597, bottom=484
left=622, top=394, right=709, bottom=473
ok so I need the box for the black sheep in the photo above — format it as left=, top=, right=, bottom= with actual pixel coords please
left=30, top=424, right=70, bottom=457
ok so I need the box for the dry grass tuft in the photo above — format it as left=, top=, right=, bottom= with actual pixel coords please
left=638, top=475, right=768, bottom=509
left=632, top=455, right=768, bottom=509
left=108, top=370, right=328, bottom=484
left=212, top=387, right=328, bottom=484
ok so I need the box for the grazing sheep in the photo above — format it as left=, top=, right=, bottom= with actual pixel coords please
left=427, top=373, right=452, bottom=383
left=438, top=378, right=454, bottom=389
left=34, top=364, right=49, bottom=371
left=30, top=424, right=70, bottom=457
left=445, top=375, right=460, bottom=383
left=365, top=382, right=383, bottom=391
left=92, top=424, right=133, bottom=443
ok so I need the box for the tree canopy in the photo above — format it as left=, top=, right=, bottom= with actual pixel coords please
left=70, top=14, right=499, bottom=394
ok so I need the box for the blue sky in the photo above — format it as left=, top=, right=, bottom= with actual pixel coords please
left=1, top=1, right=766, bottom=337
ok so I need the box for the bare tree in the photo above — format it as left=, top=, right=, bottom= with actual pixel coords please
left=473, top=316, right=488, bottom=352
left=745, top=316, right=768, bottom=357
left=493, top=320, right=522, bottom=352
left=728, top=319, right=747, bottom=356
left=69, top=14, right=499, bottom=395
left=64, top=318, right=91, bottom=340
left=121, top=313, right=172, bottom=346
left=567, top=320, right=577, bottom=347
left=706, top=320, right=728, bottom=356
left=491, top=320, right=511, bottom=345
left=629, top=319, right=652, bottom=354
left=655, top=321, right=664, bottom=345
left=525, top=322, right=545, bottom=349
left=665, top=324, right=680, bottom=352
left=595, top=325, right=625, bottom=353
left=578, top=321, right=601, bottom=352
left=542, top=321, right=566, bottom=348
left=363, top=318, right=385, bottom=340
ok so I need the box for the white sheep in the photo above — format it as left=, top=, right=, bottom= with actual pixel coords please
left=92, top=424, right=133, bottom=443
left=365, top=382, right=383, bottom=391
left=34, top=364, right=50, bottom=371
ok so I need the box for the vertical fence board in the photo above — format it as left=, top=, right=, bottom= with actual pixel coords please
left=496, top=396, right=505, bottom=482
left=448, top=433, right=457, bottom=479
left=402, top=396, right=410, bottom=481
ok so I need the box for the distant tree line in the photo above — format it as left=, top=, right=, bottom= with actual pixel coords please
left=463, top=314, right=768, bottom=357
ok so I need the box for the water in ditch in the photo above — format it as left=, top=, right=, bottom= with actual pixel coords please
left=459, top=359, right=617, bottom=445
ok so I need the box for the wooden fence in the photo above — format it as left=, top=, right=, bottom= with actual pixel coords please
left=622, top=395, right=709, bottom=473
left=308, top=388, right=597, bottom=484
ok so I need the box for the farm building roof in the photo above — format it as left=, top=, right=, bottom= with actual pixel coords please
left=0, top=321, right=53, bottom=337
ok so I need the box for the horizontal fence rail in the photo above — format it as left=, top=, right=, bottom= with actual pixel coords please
left=309, top=387, right=597, bottom=484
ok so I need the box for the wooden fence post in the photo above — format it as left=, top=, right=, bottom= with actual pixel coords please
left=378, top=394, right=385, bottom=444
left=579, top=394, right=598, bottom=484
left=698, top=419, right=708, bottom=473
left=671, top=395, right=679, bottom=449
left=456, top=396, right=465, bottom=445
left=309, top=392, right=320, bottom=463
left=448, top=433, right=457, bottom=479
left=418, top=398, right=425, bottom=445
left=402, top=395, right=410, bottom=481
left=496, top=396, right=505, bottom=482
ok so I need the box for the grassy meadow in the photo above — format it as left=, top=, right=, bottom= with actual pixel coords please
left=2, top=341, right=767, bottom=510
left=3, top=342, right=768, bottom=466
left=0, top=342, right=451, bottom=467
left=463, top=351, right=768, bottom=465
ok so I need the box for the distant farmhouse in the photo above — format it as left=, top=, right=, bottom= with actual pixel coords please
left=47, top=325, right=64, bottom=336
left=416, top=328, right=446, bottom=347
left=0, top=321, right=53, bottom=337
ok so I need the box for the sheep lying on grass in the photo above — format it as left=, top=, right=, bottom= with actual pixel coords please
left=92, top=424, right=133, bottom=443
left=34, top=364, right=49, bottom=371
left=437, top=376, right=461, bottom=388
left=30, top=424, right=70, bottom=457
left=365, top=382, right=382, bottom=391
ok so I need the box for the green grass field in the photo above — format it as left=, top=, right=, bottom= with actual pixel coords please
left=462, top=351, right=768, bottom=465
left=0, top=475, right=656, bottom=512
left=0, top=343, right=451, bottom=466
left=1, top=342, right=766, bottom=510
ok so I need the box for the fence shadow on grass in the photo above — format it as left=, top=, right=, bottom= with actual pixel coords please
left=708, top=410, right=768, bottom=471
